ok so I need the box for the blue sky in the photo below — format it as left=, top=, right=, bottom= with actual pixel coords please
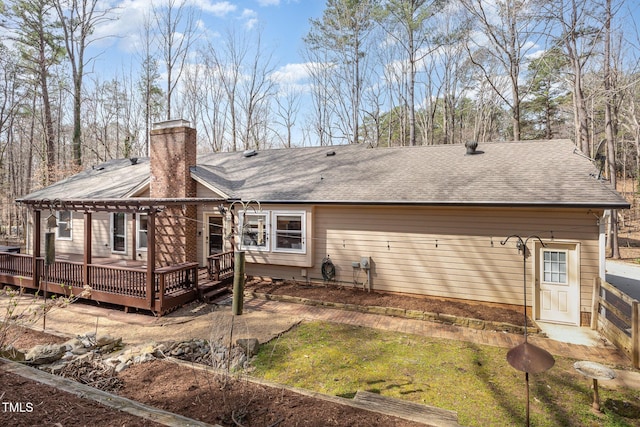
left=92, top=0, right=326, bottom=82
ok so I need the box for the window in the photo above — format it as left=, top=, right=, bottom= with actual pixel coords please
left=238, top=210, right=307, bottom=254
left=543, top=250, right=567, bottom=284
left=240, top=212, right=268, bottom=251
left=273, top=211, right=305, bottom=253
left=136, top=214, right=148, bottom=250
left=56, top=211, right=72, bottom=240
left=111, top=212, right=127, bottom=253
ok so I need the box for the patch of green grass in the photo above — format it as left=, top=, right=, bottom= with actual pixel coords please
left=252, top=322, right=640, bottom=426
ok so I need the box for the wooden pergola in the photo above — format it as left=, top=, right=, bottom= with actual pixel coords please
left=6, top=197, right=229, bottom=315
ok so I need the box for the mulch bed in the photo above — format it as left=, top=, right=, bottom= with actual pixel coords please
left=245, top=279, right=527, bottom=326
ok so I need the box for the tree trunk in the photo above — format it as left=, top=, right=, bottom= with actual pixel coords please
left=603, top=0, right=619, bottom=258
left=40, top=47, right=55, bottom=185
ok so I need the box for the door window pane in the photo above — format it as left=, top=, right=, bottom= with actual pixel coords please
left=543, top=251, right=567, bottom=283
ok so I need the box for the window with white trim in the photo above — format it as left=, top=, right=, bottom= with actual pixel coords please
left=136, top=214, right=148, bottom=250
left=111, top=212, right=127, bottom=253
left=240, top=212, right=269, bottom=251
left=273, top=211, right=305, bottom=253
left=543, top=250, right=567, bottom=284
left=56, top=211, right=72, bottom=240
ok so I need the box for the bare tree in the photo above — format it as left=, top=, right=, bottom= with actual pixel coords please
left=238, top=31, right=276, bottom=151
left=199, top=45, right=228, bottom=152
left=541, top=0, right=601, bottom=154
left=54, top=0, right=113, bottom=166
left=603, top=0, right=620, bottom=258
left=304, top=0, right=378, bottom=144
left=136, top=11, right=163, bottom=156
left=274, top=84, right=302, bottom=148
left=303, top=47, right=339, bottom=146
left=461, top=0, right=546, bottom=141
left=204, top=29, right=246, bottom=152
left=433, top=7, right=472, bottom=145
left=152, top=0, right=198, bottom=120
left=377, top=0, right=442, bottom=146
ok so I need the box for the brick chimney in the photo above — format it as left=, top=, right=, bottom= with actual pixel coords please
left=149, top=119, right=197, bottom=266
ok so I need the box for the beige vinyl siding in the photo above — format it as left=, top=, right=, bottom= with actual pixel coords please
left=248, top=205, right=602, bottom=310
left=31, top=211, right=136, bottom=260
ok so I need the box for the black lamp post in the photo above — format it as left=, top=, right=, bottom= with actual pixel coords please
left=501, top=235, right=555, bottom=426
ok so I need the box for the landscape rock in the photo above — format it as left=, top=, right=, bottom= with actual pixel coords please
left=25, top=344, right=65, bottom=365
left=236, top=338, right=260, bottom=357
left=115, top=361, right=130, bottom=373
left=95, top=335, right=123, bottom=353
left=64, top=338, right=90, bottom=355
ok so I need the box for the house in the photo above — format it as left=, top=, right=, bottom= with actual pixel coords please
left=8, top=120, right=629, bottom=324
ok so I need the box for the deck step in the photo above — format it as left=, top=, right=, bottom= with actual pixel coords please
left=353, top=390, right=461, bottom=427
left=198, top=283, right=229, bottom=304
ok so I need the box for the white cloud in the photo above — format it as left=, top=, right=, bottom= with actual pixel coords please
left=87, top=0, right=238, bottom=54
left=271, top=63, right=310, bottom=84
left=240, top=8, right=258, bottom=30
left=257, top=0, right=280, bottom=6
left=189, top=0, right=237, bottom=16
left=241, top=8, right=258, bottom=19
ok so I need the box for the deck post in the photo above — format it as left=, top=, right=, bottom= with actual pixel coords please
left=232, top=251, right=245, bottom=315
left=83, top=212, right=92, bottom=289
left=632, top=301, right=639, bottom=369
left=591, top=276, right=601, bottom=330
left=32, top=210, right=41, bottom=289
left=146, top=209, right=156, bottom=309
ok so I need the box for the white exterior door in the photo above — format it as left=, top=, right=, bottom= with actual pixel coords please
left=536, top=243, right=579, bottom=325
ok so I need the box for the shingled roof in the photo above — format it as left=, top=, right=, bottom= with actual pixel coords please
left=19, top=158, right=150, bottom=201
left=192, top=139, right=628, bottom=208
left=19, top=139, right=629, bottom=209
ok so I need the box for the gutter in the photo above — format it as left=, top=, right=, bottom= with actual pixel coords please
left=229, top=200, right=631, bottom=209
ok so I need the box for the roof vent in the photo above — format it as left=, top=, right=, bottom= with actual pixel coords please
left=130, top=157, right=138, bottom=165
left=326, top=150, right=336, bottom=157
left=465, top=140, right=480, bottom=155
left=243, top=149, right=258, bottom=158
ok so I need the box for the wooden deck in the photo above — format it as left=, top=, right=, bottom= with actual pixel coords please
left=0, top=251, right=234, bottom=316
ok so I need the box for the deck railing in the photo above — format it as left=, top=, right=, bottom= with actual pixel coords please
left=591, top=277, right=639, bottom=368
left=0, top=252, right=200, bottom=315
left=89, top=264, right=147, bottom=298
left=207, top=250, right=234, bottom=282
left=157, top=263, right=198, bottom=295
left=0, top=253, right=33, bottom=278
left=45, top=260, right=84, bottom=289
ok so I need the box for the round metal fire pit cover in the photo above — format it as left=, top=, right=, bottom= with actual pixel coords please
left=573, top=361, right=616, bottom=380
left=507, top=342, right=555, bottom=374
